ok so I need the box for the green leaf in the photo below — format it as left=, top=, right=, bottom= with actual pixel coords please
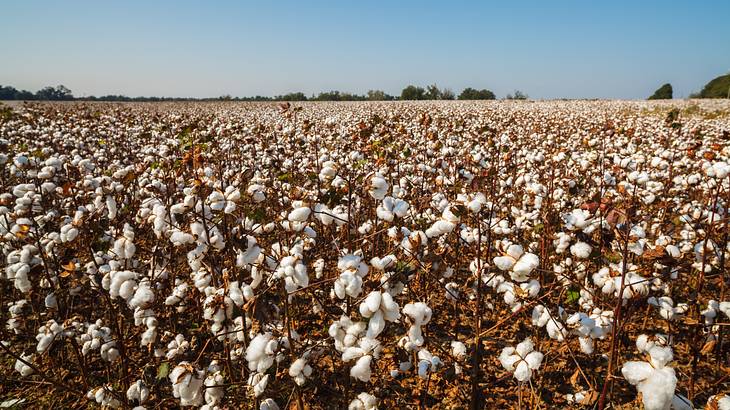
left=566, top=289, right=580, bottom=304
left=157, top=362, right=170, bottom=380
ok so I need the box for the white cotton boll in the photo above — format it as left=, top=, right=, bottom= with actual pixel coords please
left=126, top=380, right=149, bottom=403
left=426, top=220, right=455, bottom=238
left=288, top=207, right=311, bottom=222
left=169, top=362, right=205, bottom=406
left=246, top=333, right=276, bottom=373
left=708, top=395, right=730, bottom=410
left=621, top=343, right=677, bottom=410
left=369, top=175, right=389, bottom=200
left=451, top=341, right=467, bottom=358
left=511, top=253, right=539, bottom=282
left=129, top=281, right=154, bottom=309
left=499, top=337, right=543, bottom=382
left=106, top=195, right=117, bottom=220
left=570, top=242, right=592, bottom=259
left=493, top=256, right=516, bottom=271
left=44, top=292, right=57, bottom=309
left=370, top=254, right=396, bottom=271
left=348, top=392, right=377, bottom=410
left=350, top=355, right=372, bottom=382
left=14, top=354, right=34, bottom=376
left=60, top=224, right=79, bottom=242
left=260, top=398, right=280, bottom=410
left=170, top=231, right=195, bottom=246
left=288, top=357, right=313, bottom=386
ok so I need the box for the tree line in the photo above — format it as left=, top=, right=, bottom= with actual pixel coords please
left=1, top=84, right=515, bottom=102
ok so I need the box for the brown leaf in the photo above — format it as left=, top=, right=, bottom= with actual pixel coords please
left=581, top=390, right=599, bottom=405
left=700, top=339, right=716, bottom=355
left=569, top=368, right=581, bottom=388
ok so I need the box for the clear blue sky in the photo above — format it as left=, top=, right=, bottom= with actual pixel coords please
left=1, top=0, right=729, bottom=99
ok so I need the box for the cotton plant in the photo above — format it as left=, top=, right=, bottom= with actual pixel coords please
left=416, top=349, right=442, bottom=379
left=648, top=296, right=689, bottom=321
left=376, top=196, right=409, bottom=222
left=13, top=353, right=34, bottom=376
left=400, top=302, right=432, bottom=350
left=498, top=338, right=544, bottom=382
left=358, top=290, right=400, bottom=338
left=349, top=392, right=378, bottom=410
left=492, top=242, right=540, bottom=282
left=169, top=362, right=206, bottom=407
left=621, top=335, right=677, bottom=410
left=126, top=380, right=150, bottom=405
left=288, top=354, right=313, bottom=386
left=87, top=386, right=122, bottom=408
left=333, top=253, right=369, bottom=299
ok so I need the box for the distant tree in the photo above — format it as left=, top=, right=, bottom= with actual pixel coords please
left=505, top=90, right=528, bottom=100
left=458, top=88, right=496, bottom=100
left=276, top=92, right=308, bottom=101
left=696, top=73, right=730, bottom=98
left=401, top=85, right=426, bottom=100
left=648, top=83, right=673, bottom=100
left=425, top=84, right=441, bottom=100
left=35, top=85, right=74, bottom=100
left=366, top=90, right=394, bottom=101
left=440, top=88, right=455, bottom=100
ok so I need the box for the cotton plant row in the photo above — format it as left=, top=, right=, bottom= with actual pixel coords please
left=0, top=100, right=728, bottom=409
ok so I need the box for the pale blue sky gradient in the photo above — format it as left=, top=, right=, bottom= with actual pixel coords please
left=1, top=1, right=729, bottom=99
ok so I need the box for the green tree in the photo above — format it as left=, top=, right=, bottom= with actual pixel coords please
left=400, top=85, right=426, bottom=100
left=648, top=83, right=673, bottom=100
left=505, top=90, right=528, bottom=100
left=697, top=73, right=730, bottom=98
left=366, top=90, right=393, bottom=101
left=458, top=88, right=496, bottom=100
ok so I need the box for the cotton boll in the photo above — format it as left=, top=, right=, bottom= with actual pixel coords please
left=288, top=207, right=311, bottom=222
left=246, top=333, right=277, bottom=373
left=248, top=372, right=270, bottom=397
left=14, top=353, right=34, bottom=376
left=288, top=356, right=313, bottom=386
left=350, top=355, right=373, bottom=382
left=169, top=362, right=205, bottom=406
left=499, top=338, right=543, bottom=382
left=348, top=392, right=377, bottom=410
left=621, top=343, right=677, bottom=410
left=260, top=398, right=280, bottom=410
left=570, top=242, right=592, bottom=259
left=126, top=380, right=149, bottom=404
left=369, top=174, right=389, bottom=200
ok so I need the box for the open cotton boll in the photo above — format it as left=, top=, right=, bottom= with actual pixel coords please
left=129, top=280, right=154, bottom=309
left=170, top=230, right=195, bottom=247
left=126, top=380, right=149, bottom=404
left=88, top=386, right=122, bottom=408
left=570, top=242, right=592, bottom=259
left=348, top=392, right=378, bottom=410
left=370, top=254, right=396, bottom=271
left=621, top=344, right=677, bottom=410
left=14, top=353, right=34, bottom=376
left=169, top=362, right=205, bottom=406
left=369, top=174, right=389, bottom=200
left=288, top=356, right=313, bottom=386
left=248, top=373, right=270, bottom=397
left=350, top=354, right=373, bottom=382
left=260, top=398, right=280, bottom=410
left=288, top=206, right=311, bottom=222
left=499, top=338, right=543, bottom=382
left=246, top=333, right=277, bottom=373
left=401, top=302, right=432, bottom=350
left=707, top=395, right=730, bottom=410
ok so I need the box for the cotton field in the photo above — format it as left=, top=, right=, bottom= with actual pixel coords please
left=1, top=100, right=730, bottom=409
